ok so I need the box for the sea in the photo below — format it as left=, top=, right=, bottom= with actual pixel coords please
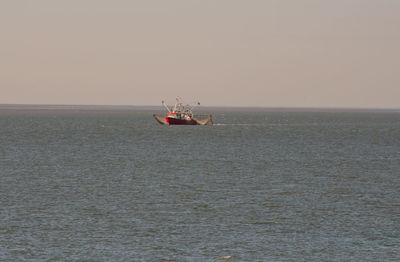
left=0, top=105, right=399, bottom=261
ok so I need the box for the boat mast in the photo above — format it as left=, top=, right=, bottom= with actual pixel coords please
left=173, top=97, right=185, bottom=113
left=162, top=100, right=171, bottom=113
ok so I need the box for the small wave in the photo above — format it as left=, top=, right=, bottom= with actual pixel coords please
left=214, top=123, right=264, bottom=126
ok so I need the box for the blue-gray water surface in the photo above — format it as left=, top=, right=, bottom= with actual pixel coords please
left=0, top=108, right=399, bottom=261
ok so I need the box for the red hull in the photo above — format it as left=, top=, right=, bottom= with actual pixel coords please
left=166, top=117, right=197, bottom=125
left=153, top=114, right=212, bottom=125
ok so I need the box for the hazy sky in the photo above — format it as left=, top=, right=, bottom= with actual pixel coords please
left=1, top=0, right=399, bottom=108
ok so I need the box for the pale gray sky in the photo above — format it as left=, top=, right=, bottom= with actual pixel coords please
left=1, top=0, right=399, bottom=107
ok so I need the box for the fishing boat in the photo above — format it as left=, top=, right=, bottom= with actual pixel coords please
left=153, top=97, right=212, bottom=125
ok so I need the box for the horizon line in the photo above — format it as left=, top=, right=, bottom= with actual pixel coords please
left=0, top=103, right=399, bottom=112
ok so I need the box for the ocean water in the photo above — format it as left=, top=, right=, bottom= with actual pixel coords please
left=0, top=107, right=399, bottom=261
